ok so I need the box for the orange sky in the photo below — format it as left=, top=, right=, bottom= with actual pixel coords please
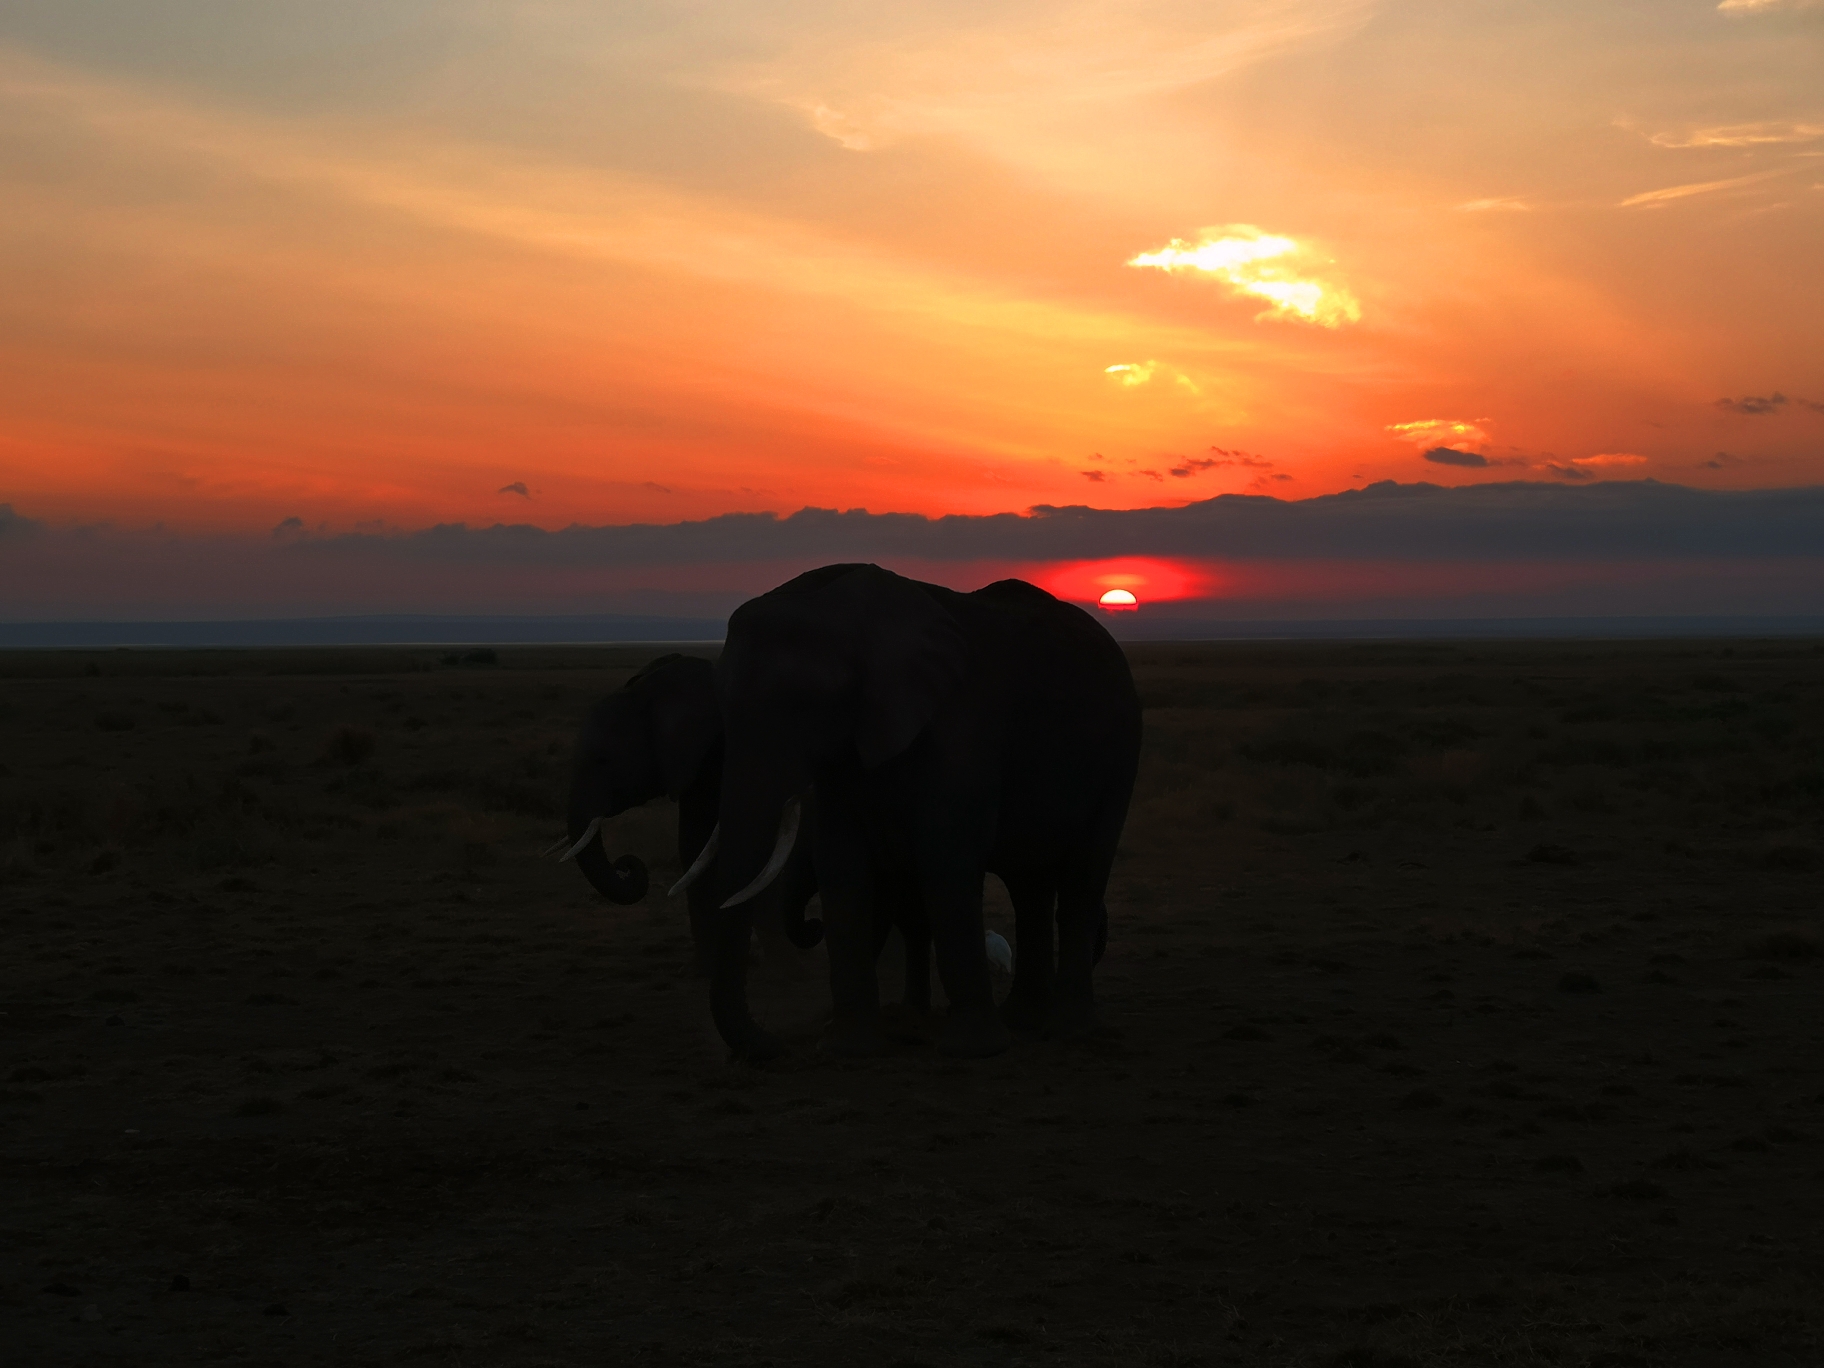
left=1, top=1, right=1821, bottom=535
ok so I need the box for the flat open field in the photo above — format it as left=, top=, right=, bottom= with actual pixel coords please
left=3, top=639, right=1822, bottom=1367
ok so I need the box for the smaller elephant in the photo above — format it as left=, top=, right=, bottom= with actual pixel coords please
left=560, top=654, right=932, bottom=1054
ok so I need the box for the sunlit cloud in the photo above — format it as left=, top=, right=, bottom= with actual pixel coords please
left=1127, top=226, right=1361, bottom=327
left=1649, top=122, right=1824, bottom=149
left=1104, top=360, right=1206, bottom=395
left=1716, top=0, right=1820, bottom=13
left=1455, top=196, right=1532, bottom=212
left=1619, top=170, right=1784, bottom=207
left=1571, top=453, right=1648, bottom=468
left=1386, top=418, right=1492, bottom=450
left=1105, top=361, right=1158, bottom=386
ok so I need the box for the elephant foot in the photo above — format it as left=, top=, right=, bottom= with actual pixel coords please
left=998, top=985, right=1050, bottom=1032
left=727, top=1026, right=786, bottom=1062
left=939, top=1006, right=1012, bottom=1059
left=879, top=1002, right=934, bottom=1045
left=824, top=1016, right=894, bottom=1057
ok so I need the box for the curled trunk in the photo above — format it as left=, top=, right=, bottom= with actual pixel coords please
left=567, top=807, right=649, bottom=904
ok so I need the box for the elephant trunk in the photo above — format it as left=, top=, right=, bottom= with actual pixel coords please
left=565, top=788, right=648, bottom=904
left=573, top=836, right=649, bottom=904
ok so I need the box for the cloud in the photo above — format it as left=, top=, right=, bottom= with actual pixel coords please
left=6, top=482, right=1824, bottom=627
left=1717, top=0, right=1820, bottom=12
left=1170, top=447, right=1273, bottom=477
left=1105, top=361, right=1157, bottom=387
left=1082, top=470, right=1106, bottom=482
left=0, top=503, right=44, bottom=540
left=271, top=516, right=306, bottom=540
left=1619, top=170, right=1785, bottom=208
left=1717, top=392, right=1788, bottom=415
left=1422, top=447, right=1489, bottom=468
left=498, top=481, right=530, bottom=497
left=1545, top=453, right=1649, bottom=481
left=1387, top=418, right=1492, bottom=450
left=1454, top=197, right=1531, bottom=212
left=1128, top=226, right=1361, bottom=327
left=1703, top=451, right=1746, bottom=470
left=1649, top=122, right=1824, bottom=149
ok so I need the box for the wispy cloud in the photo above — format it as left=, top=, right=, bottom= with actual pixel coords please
left=1169, top=447, right=1273, bottom=478
left=1619, top=170, right=1785, bottom=208
left=498, top=482, right=530, bottom=498
left=1718, top=391, right=1788, bottom=415
left=1716, top=0, right=1821, bottom=13
left=1716, top=391, right=1824, bottom=415
left=1649, top=121, right=1824, bottom=149
left=1454, top=197, right=1532, bottom=212
left=711, top=0, right=1373, bottom=177
left=1128, top=226, right=1361, bottom=327
left=1546, top=453, right=1649, bottom=480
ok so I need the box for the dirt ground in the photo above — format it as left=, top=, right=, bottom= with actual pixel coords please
left=2, top=638, right=1821, bottom=1367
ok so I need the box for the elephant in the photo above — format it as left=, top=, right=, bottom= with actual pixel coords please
left=559, top=653, right=932, bottom=1055
left=701, top=564, right=1141, bottom=1059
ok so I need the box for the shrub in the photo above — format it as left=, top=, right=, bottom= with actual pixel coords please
left=320, top=725, right=376, bottom=765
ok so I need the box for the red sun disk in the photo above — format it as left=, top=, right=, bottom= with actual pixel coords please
left=1039, top=558, right=1207, bottom=605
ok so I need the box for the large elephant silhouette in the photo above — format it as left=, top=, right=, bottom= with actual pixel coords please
left=560, top=653, right=930, bottom=1057
left=707, top=565, right=1140, bottom=1058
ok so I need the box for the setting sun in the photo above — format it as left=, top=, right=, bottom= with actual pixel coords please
left=1098, top=588, right=1139, bottom=611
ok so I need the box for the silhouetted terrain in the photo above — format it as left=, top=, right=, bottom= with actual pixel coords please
left=2, top=640, right=1821, bottom=1366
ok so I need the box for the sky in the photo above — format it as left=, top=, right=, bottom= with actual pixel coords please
left=0, top=1, right=1821, bottom=619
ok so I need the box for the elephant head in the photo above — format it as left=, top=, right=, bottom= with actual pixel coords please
left=563, top=653, right=720, bottom=905
left=711, top=564, right=969, bottom=911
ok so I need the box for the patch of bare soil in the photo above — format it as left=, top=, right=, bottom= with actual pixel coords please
left=1, top=640, right=1821, bottom=1366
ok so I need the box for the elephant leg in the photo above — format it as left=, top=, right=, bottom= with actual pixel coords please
left=899, top=900, right=932, bottom=1014
left=815, top=784, right=890, bottom=1057
left=1047, top=792, right=1126, bottom=1040
left=704, top=903, right=784, bottom=1061
left=999, top=875, right=1055, bottom=1031
left=926, top=867, right=1011, bottom=1058
left=1049, top=880, right=1099, bottom=1039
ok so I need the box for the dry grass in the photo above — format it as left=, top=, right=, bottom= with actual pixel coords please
left=1, top=638, right=1821, bottom=1366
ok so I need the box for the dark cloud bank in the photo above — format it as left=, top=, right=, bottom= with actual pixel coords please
left=3, top=481, right=1823, bottom=638
left=304, top=478, right=1824, bottom=566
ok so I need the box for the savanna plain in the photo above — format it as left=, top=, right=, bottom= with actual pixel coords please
left=2, top=638, right=1821, bottom=1367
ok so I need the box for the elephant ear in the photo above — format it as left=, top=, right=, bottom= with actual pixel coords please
left=643, top=656, right=722, bottom=799
left=854, top=571, right=969, bottom=769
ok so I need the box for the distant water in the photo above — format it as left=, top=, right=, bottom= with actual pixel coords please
left=2, top=613, right=1821, bottom=649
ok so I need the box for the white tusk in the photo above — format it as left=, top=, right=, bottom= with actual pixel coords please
left=541, top=835, right=572, bottom=858
left=557, top=816, right=603, bottom=863
left=667, top=823, right=720, bottom=898
left=720, top=797, right=802, bottom=909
